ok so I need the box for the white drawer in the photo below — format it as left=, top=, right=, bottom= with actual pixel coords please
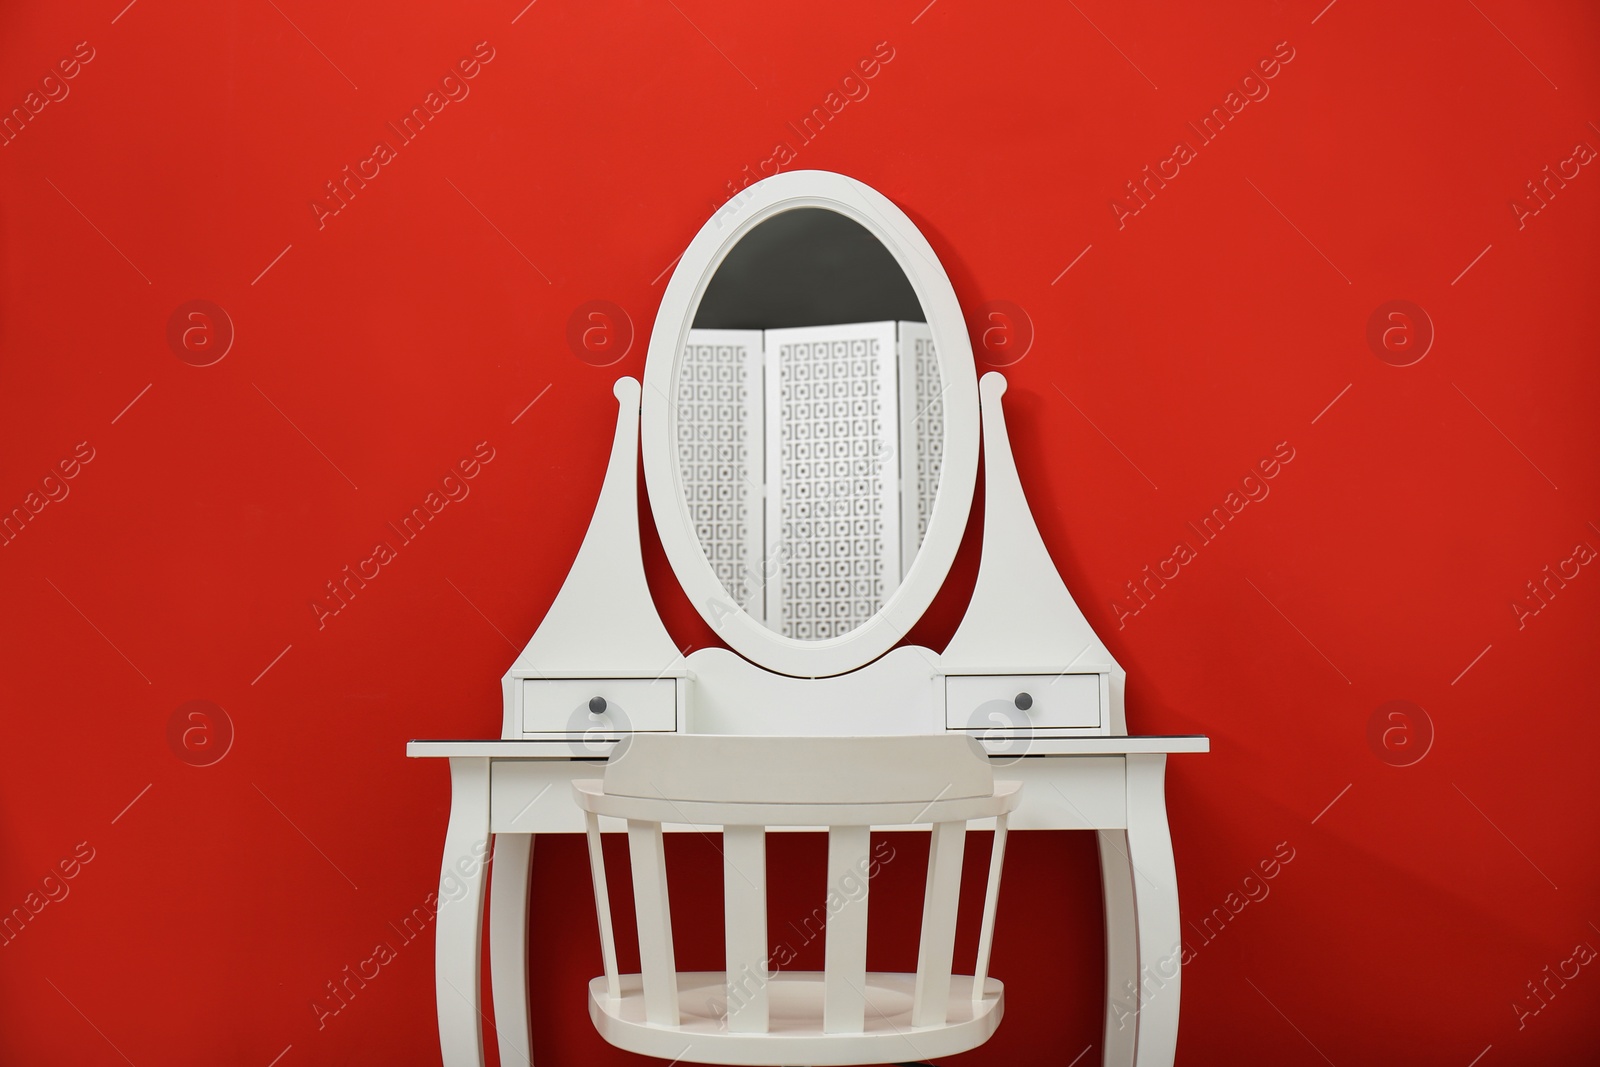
left=945, top=673, right=1102, bottom=732
left=520, top=678, right=677, bottom=735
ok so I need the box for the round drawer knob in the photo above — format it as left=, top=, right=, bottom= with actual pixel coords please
left=588, top=696, right=607, bottom=715
left=1013, top=692, right=1033, bottom=711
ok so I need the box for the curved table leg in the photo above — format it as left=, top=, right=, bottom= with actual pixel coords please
left=1127, top=754, right=1183, bottom=1066
left=1098, top=828, right=1139, bottom=1066
left=436, top=757, right=492, bottom=1067
left=490, top=833, right=534, bottom=1067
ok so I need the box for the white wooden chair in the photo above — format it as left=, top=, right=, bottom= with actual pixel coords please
left=571, top=733, right=1022, bottom=1065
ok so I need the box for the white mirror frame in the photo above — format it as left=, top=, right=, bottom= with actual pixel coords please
left=642, top=170, right=978, bottom=678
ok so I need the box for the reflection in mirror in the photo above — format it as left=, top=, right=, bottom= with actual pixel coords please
left=675, top=208, right=943, bottom=641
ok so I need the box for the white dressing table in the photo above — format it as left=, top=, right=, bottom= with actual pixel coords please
left=409, top=172, right=1207, bottom=1067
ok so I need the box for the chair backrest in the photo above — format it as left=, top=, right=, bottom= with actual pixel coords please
left=572, top=733, right=1022, bottom=1036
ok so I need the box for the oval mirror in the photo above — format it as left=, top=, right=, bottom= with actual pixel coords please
left=642, top=171, right=977, bottom=677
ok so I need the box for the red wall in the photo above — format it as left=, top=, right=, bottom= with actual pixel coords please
left=3, top=1, right=1597, bottom=1063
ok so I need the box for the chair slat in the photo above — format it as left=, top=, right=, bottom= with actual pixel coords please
left=971, top=814, right=1009, bottom=1003
left=911, top=820, right=967, bottom=1027
left=822, top=825, right=871, bottom=1033
left=721, top=825, right=769, bottom=1033
left=583, top=812, right=621, bottom=1000
left=626, top=820, right=679, bottom=1026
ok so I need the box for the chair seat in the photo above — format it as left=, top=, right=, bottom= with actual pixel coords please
left=588, top=971, right=1004, bottom=1066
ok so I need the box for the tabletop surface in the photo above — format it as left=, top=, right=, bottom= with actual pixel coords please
left=406, top=735, right=1212, bottom=758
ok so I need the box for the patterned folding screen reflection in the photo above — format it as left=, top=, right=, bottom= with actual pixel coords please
left=680, top=322, right=938, bottom=639
left=675, top=329, right=765, bottom=618
left=898, top=322, right=943, bottom=576
left=764, top=323, right=900, bottom=641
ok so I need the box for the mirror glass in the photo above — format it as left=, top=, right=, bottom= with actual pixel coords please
left=674, top=207, right=944, bottom=641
